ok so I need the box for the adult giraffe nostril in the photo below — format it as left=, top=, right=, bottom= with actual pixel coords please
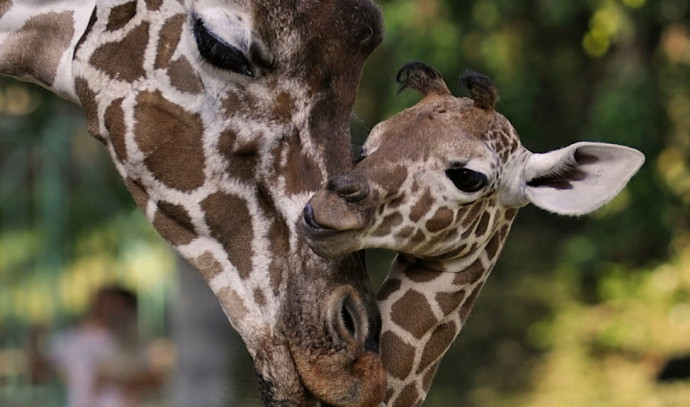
left=327, top=175, right=369, bottom=203
left=329, top=287, right=369, bottom=348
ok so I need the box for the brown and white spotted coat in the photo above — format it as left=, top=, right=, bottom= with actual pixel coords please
left=303, top=62, right=645, bottom=407
left=0, top=1, right=387, bottom=406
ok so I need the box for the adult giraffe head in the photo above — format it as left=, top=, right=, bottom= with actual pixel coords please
left=0, top=0, right=386, bottom=405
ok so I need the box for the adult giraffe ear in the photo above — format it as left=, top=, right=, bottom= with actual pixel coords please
left=516, top=142, right=645, bottom=216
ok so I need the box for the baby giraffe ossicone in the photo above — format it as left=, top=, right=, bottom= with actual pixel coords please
left=302, top=62, right=644, bottom=407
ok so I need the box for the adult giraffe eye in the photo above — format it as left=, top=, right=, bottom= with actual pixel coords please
left=445, top=167, right=488, bottom=193
left=193, top=18, right=254, bottom=77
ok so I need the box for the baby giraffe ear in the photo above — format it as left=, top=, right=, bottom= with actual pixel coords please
left=520, top=142, right=645, bottom=216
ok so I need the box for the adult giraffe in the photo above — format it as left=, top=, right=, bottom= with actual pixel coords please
left=0, top=0, right=387, bottom=405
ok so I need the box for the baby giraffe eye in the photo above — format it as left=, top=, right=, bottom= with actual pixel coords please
left=445, top=167, right=488, bottom=193
left=193, top=18, right=254, bottom=77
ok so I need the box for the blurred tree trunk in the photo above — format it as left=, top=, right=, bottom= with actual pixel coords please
left=170, top=256, right=237, bottom=407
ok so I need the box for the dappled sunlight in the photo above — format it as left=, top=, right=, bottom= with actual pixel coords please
left=0, top=85, right=41, bottom=116
left=521, top=247, right=690, bottom=407
left=662, top=24, right=690, bottom=64
left=583, top=1, right=635, bottom=58
left=0, top=212, right=175, bottom=325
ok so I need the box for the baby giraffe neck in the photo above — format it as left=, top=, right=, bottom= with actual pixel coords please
left=377, top=210, right=516, bottom=407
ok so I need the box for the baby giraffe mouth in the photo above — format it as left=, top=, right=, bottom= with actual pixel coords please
left=301, top=202, right=363, bottom=258
left=303, top=203, right=330, bottom=230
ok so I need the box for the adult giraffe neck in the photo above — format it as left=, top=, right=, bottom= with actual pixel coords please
left=0, top=0, right=96, bottom=101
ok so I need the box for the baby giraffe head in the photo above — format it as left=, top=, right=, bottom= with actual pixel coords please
left=302, top=62, right=644, bottom=266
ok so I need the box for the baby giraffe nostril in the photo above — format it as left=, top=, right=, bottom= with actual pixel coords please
left=327, top=175, right=369, bottom=203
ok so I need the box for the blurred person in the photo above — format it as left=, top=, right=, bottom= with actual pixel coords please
left=50, top=286, right=161, bottom=407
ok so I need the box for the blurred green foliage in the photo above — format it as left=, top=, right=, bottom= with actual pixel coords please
left=1, top=0, right=689, bottom=405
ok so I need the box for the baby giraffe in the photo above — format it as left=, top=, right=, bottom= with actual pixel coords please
left=301, top=62, right=645, bottom=407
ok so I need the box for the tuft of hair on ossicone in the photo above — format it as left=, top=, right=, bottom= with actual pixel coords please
left=460, top=70, right=499, bottom=111
left=396, top=61, right=451, bottom=97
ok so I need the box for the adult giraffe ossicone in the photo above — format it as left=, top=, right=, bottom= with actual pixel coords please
left=0, top=0, right=387, bottom=405
left=302, top=62, right=645, bottom=406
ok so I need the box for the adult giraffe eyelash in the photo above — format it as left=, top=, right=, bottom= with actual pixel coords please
left=193, top=18, right=254, bottom=77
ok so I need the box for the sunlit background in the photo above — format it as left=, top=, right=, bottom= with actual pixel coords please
left=2, top=0, right=690, bottom=406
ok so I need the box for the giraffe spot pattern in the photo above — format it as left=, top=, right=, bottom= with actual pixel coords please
left=201, top=192, right=254, bottom=280
left=461, top=216, right=482, bottom=239
left=0, top=11, right=74, bottom=87
left=104, top=98, right=127, bottom=161
left=377, top=279, right=401, bottom=301
left=417, top=321, right=457, bottom=374
left=191, top=251, right=223, bottom=282
left=391, top=290, right=437, bottom=339
left=499, top=224, right=510, bottom=241
left=373, top=213, right=404, bottom=237
left=485, top=232, right=501, bottom=260
left=403, top=267, right=443, bottom=284
left=396, top=226, right=416, bottom=240
left=253, top=288, right=267, bottom=307
left=267, top=222, right=287, bottom=295
left=424, top=207, right=454, bottom=233
left=435, top=290, right=466, bottom=316
left=222, top=90, right=263, bottom=119
left=421, top=361, right=440, bottom=392
left=124, top=178, right=150, bottom=211
left=382, top=165, right=409, bottom=192
left=380, top=331, right=416, bottom=380
left=384, top=389, right=395, bottom=405
left=155, top=13, right=185, bottom=69
left=460, top=201, right=485, bottom=228
left=254, top=188, right=288, bottom=296
left=452, top=258, right=485, bottom=286
left=409, top=189, right=433, bottom=223
left=168, top=57, right=204, bottom=94
left=460, top=282, right=484, bottom=322
left=474, top=211, right=491, bottom=237
left=282, top=133, right=324, bottom=194
left=90, top=22, right=149, bottom=82
left=106, top=1, right=137, bottom=31
left=75, top=77, right=102, bottom=142
left=408, top=228, right=427, bottom=247
left=388, top=195, right=405, bottom=210
left=440, top=243, right=467, bottom=259
left=0, top=1, right=11, bottom=19
left=133, top=90, right=206, bottom=191
left=75, top=8, right=97, bottom=55
left=144, top=0, right=164, bottom=11
left=217, top=287, right=250, bottom=325
left=152, top=200, right=197, bottom=246
left=219, top=129, right=259, bottom=183
left=272, top=92, right=294, bottom=121
left=392, top=383, right=419, bottom=407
